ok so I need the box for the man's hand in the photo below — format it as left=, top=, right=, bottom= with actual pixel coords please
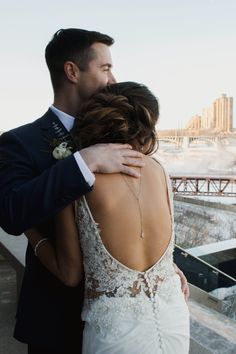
left=173, top=263, right=189, bottom=302
left=80, top=143, right=145, bottom=178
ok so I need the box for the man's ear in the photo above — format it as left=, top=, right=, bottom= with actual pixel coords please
left=64, top=61, right=80, bottom=83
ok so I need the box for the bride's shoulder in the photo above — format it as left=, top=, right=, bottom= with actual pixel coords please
left=146, top=154, right=167, bottom=172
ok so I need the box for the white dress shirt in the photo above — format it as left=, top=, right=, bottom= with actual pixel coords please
left=50, top=105, right=95, bottom=187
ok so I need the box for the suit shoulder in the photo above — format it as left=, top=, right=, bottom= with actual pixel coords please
left=6, top=111, right=50, bottom=137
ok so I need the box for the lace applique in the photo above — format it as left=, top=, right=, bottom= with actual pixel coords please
left=76, top=158, right=178, bottom=337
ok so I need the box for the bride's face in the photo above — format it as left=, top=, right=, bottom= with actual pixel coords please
left=77, top=42, right=116, bottom=103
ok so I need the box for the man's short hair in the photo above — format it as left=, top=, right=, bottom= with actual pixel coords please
left=45, top=28, right=114, bottom=91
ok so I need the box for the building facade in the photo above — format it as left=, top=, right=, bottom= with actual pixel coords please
left=214, top=94, right=233, bottom=132
left=185, top=94, right=233, bottom=133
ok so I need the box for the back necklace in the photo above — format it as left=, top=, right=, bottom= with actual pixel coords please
left=122, top=171, right=144, bottom=239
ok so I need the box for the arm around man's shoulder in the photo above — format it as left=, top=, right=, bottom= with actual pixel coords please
left=0, top=127, right=91, bottom=235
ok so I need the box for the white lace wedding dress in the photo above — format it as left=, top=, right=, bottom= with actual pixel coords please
left=75, top=160, right=190, bottom=354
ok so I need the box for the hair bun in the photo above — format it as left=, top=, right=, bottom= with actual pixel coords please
left=72, top=82, right=159, bottom=155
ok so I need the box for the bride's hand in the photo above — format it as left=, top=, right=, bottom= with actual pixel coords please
left=79, top=143, right=145, bottom=178
left=173, top=263, right=189, bottom=302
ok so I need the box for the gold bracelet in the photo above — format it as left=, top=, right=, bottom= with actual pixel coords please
left=34, top=238, right=49, bottom=257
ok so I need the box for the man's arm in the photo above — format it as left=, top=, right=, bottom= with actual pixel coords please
left=0, top=130, right=91, bottom=235
left=0, top=132, right=144, bottom=235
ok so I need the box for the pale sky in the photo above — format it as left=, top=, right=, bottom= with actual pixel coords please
left=0, top=0, right=235, bottom=131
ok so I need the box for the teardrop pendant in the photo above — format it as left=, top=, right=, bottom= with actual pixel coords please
left=140, top=230, right=145, bottom=239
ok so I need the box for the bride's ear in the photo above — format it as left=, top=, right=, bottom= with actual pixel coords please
left=64, top=61, right=80, bottom=84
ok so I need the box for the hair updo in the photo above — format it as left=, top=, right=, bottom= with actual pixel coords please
left=72, top=81, right=159, bottom=155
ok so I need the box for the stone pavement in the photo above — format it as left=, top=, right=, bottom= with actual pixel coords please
left=0, top=259, right=26, bottom=354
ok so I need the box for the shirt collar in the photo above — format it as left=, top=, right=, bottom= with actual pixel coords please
left=50, top=105, right=75, bottom=132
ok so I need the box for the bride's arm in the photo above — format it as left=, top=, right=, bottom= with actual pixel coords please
left=25, top=204, right=83, bottom=287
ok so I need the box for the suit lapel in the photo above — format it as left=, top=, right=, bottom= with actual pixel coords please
left=40, top=108, right=75, bottom=149
left=38, top=109, right=75, bottom=169
left=40, top=108, right=73, bottom=142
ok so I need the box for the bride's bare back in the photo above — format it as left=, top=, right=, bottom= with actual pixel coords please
left=85, top=156, right=172, bottom=272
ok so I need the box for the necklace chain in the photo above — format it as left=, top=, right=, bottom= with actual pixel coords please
left=122, top=172, right=144, bottom=239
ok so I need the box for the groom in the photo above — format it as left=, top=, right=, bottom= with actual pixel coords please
left=0, top=28, right=189, bottom=354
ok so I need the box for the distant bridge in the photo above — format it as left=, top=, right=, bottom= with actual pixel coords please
left=170, top=175, right=236, bottom=197
left=159, top=135, right=236, bottom=148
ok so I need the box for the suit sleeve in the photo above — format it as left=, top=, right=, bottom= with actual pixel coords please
left=0, top=131, right=92, bottom=235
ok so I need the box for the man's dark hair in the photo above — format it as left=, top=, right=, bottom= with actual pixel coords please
left=45, top=28, right=114, bottom=91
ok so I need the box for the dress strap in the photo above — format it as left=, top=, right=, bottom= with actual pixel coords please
left=82, top=196, right=97, bottom=224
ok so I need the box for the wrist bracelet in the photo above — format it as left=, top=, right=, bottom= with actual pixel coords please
left=34, top=238, right=49, bottom=257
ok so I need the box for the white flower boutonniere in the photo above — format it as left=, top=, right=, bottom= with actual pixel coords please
left=52, top=142, right=73, bottom=160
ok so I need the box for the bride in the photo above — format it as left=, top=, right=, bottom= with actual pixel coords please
left=26, top=81, right=190, bottom=353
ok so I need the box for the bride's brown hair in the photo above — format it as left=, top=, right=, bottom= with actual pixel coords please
left=72, top=81, right=159, bottom=155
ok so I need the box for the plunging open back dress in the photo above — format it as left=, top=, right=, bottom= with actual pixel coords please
left=75, top=157, right=190, bottom=354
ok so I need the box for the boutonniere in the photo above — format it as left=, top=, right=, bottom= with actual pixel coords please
left=48, top=121, right=76, bottom=160
left=52, top=141, right=73, bottom=160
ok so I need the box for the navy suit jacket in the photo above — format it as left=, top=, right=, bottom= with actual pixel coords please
left=0, top=109, right=92, bottom=351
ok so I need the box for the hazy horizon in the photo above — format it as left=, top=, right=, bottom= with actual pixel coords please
left=0, top=0, right=235, bottom=131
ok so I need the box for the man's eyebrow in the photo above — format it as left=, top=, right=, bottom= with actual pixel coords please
left=101, top=63, right=112, bottom=68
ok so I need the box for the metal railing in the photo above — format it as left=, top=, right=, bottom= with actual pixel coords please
left=171, top=175, right=236, bottom=197
left=174, top=244, right=236, bottom=292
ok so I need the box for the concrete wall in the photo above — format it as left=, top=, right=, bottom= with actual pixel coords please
left=173, top=196, right=236, bottom=248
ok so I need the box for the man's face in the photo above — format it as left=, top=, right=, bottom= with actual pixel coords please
left=77, top=42, right=116, bottom=102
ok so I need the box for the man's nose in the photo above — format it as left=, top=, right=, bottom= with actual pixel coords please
left=108, top=72, right=116, bottom=84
